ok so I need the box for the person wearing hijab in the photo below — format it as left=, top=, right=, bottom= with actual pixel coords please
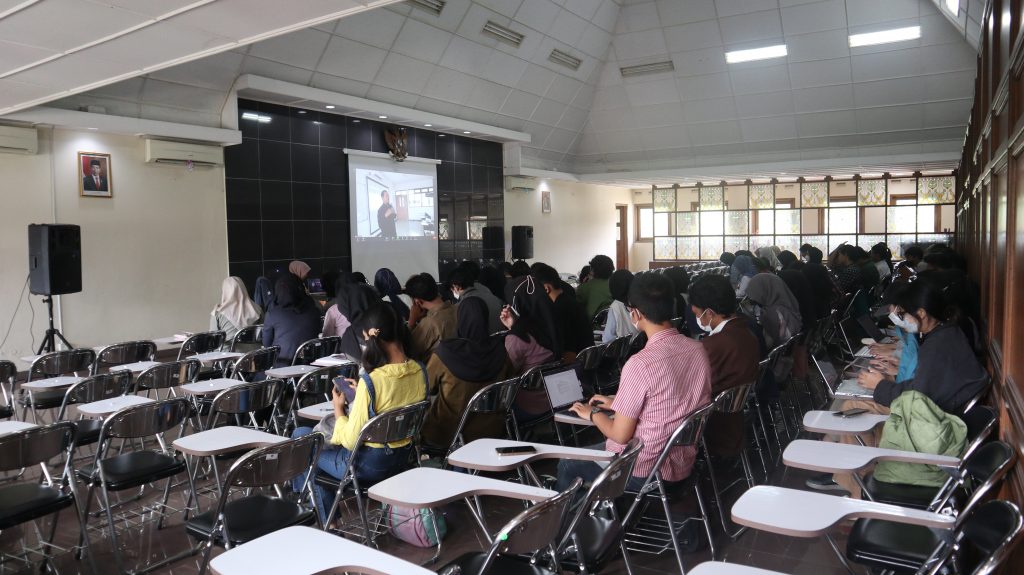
left=501, top=275, right=560, bottom=419
left=719, top=252, right=736, bottom=267
left=288, top=260, right=312, bottom=281
left=335, top=278, right=382, bottom=360
left=777, top=250, right=801, bottom=270
left=262, top=274, right=322, bottom=367
left=374, top=268, right=411, bottom=322
left=322, top=272, right=352, bottom=340
left=253, top=276, right=274, bottom=311
left=745, top=273, right=802, bottom=349
left=756, top=246, right=782, bottom=271
left=211, top=277, right=262, bottom=340
left=602, top=270, right=639, bottom=342
left=422, top=298, right=514, bottom=449
left=730, top=255, right=758, bottom=297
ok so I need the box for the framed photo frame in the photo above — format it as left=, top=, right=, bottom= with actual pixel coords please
left=79, top=152, right=112, bottom=198
left=541, top=190, right=551, bottom=213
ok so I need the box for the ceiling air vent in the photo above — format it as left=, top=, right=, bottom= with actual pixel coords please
left=482, top=21, right=523, bottom=47
left=620, top=60, right=675, bottom=77
left=548, top=49, right=581, bottom=71
left=409, top=0, right=445, bottom=16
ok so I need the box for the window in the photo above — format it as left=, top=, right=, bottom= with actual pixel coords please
left=636, top=205, right=653, bottom=241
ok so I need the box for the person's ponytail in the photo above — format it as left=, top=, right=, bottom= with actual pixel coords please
left=356, top=303, right=410, bottom=373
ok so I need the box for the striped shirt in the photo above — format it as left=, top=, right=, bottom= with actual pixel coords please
left=607, top=328, right=712, bottom=481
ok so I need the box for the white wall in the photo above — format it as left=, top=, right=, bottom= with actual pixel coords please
left=503, top=179, right=644, bottom=274
left=0, top=128, right=228, bottom=364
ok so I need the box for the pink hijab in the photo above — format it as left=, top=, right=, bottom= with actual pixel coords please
left=288, top=260, right=311, bottom=280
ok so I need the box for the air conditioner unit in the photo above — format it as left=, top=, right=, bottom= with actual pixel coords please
left=144, top=139, right=223, bottom=166
left=506, top=176, right=536, bottom=192
left=0, top=125, right=38, bottom=154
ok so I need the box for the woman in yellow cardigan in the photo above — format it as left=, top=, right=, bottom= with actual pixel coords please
left=290, top=304, right=428, bottom=523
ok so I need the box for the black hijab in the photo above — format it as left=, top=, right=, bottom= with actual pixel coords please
left=507, top=275, right=562, bottom=358
left=273, top=274, right=315, bottom=314
left=434, top=298, right=508, bottom=382
left=336, top=282, right=381, bottom=359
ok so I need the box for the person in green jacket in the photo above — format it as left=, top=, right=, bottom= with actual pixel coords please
left=576, top=254, right=614, bottom=319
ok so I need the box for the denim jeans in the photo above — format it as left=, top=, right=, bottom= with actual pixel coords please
left=290, top=427, right=415, bottom=523
left=555, top=443, right=647, bottom=493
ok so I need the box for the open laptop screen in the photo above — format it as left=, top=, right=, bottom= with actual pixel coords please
left=542, top=365, right=585, bottom=411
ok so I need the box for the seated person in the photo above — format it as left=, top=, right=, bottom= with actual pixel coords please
left=576, top=254, right=614, bottom=318
left=404, top=272, right=458, bottom=363
left=533, top=263, right=594, bottom=359
left=448, top=262, right=504, bottom=334
left=688, top=275, right=759, bottom=456
left=291, top=304, right=427, bottom=523
left=210, top=277, right=262, bottom=340
left=333, top=273, right=382, bottom=360
left=502, top=275, right=560, bottom=419
left=422, top=298, right=513, bottom=449
left=262, top=274, right=321, bottom=367
left=374, top=268, right=411, bottom=322
left=730, top=255, right=757, bottom=297
left=602, top=269, right=639, bottom=343
left=556, top=273, right=711, bottom=492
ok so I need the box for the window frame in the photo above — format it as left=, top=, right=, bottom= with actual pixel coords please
left=635, top=204, right=654, bottom=242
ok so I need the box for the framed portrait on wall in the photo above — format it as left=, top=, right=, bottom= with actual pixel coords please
left=541, top=190, right=551, bottom=213
left=79, top=152, right=112, bottom=198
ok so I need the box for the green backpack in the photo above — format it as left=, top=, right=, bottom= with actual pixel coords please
left=874, top=390, right=967, bottom=487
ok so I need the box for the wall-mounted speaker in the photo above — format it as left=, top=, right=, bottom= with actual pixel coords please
left=482, top=226, right=504, bottom=259
left=510, top=225, right=533, bottom=260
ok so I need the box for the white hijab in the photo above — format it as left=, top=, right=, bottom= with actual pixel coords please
left=213, top=277, right=261, bottom=329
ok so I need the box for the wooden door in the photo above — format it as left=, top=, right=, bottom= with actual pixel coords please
left=616, top=205, right=629, bottom=270
left=396, top=194, right=409, bottom=220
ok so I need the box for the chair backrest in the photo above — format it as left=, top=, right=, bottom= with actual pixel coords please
left=447, top=378, right=520, bottom=455
left=208, top=379, right=281, bottom=428
left=292, top=336, right=340, bottom=366
left=518, top=361, right=562, bottom=392
left=664, top=401, right=715, bottom=451
left=576, top=343, right=607, bottom=371
left=0, top=421, right=75, bottom=472
left=99, top=397, right=191, bottom=441
left=93, top=340, right=157, bottom=373
left=592, top=307, right=610, bottom=330
left=961, top=404, right=997, bottom=458
left=921, top=500, right=1024, bottom=575
left=579, top=437, right=642, bottom=505
left=230, top=346, right=280, bottom=380
left=29, top=349, right=96, bottom=381
left=293, top=363, right=359, bottom=399
left=960, top=381, right=991, bottom=415
left=956, top=441, right=1016, bottom=519
left=477, top=478, right=582, bottom=572
left=223, top=432, right=324, bottom=490
left=625, top=331, right=647, bottom=358
left=0, top=360, right=15, bottom=384
left=134, top=359, right=201, bottom=392
left=58, top=371, right=133, bottom=419
left=711, top=381, right=754, bottom=415
left=177, top=331, right=226, bottom=359
left=603, top=336, right=630, bottom=363
left=355, top=400, right=430, bottom=447
left=229, top=324, right=263, bottom=352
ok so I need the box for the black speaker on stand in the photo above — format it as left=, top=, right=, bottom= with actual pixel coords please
left=482, top=226, right=504, bottom=260
left=28, top=224, right=81, bottom=353
left=511, top=225, right=533, bottom=260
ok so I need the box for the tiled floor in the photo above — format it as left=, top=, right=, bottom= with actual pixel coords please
left=1, top=435, right=853, bottom=575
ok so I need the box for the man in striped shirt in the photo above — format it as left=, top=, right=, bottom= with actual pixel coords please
left=557, top=273, right=712, bottom=492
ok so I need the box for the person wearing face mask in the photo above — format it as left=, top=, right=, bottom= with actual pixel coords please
left=688, top=275, right=759, bottom=456
left=404, top=273, right=458, bottom=363
left=447, top=263, right=503, bottom=334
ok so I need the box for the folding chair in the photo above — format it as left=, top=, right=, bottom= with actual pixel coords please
left=133, top=359, right=202, bottom=398
left=284, top=363, right=359, bottom=434
left=575, top=342, right=609, bottom=395
left=0, top=422, right=93, bottom=573
left=228, top=324, right=263, bottom=353
left=701, top=382, right=756, bottom=539
left=621, top=402, right=717, bottom=573
left=592, top=308, right=610, bottom=331
left=206, top=379, right=281, bottom=431
left=177, top=331, right=226, bottom=380
left=21, top=349, right=96, bottom=423
left=75, top=397, right=197, bottom=575
left=320, top=401, right=430, bottom=543
left=185, top=434, right=324, bottom=575
left=437, top=478, right=583, bottom=575
left=227, top=346, right=279, bottom=381
left=291, top=336, right=340, bottom=366
left=435, top=377, right=520, bottom=468
left=55, top=371, right=133, bottom=447
left=92, top=340, right=157, bottom=374
left=0, top=360, right=15, bottom=420
left=513, top=362, right=562, bottom=442
left=911, top=500, right=1023, bottom=575
left=556, top=438, right=643, bottom=574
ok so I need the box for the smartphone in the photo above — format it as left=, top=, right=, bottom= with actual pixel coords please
left=495, top=445, right=537, bottom=456
left=333, top=377, right=357, bottom=403
left=833, top=408, right=869, bottom=418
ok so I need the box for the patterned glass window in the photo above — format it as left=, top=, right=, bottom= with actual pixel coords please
left=801, top=235, right=828, bottom=253
left=676, top=237, right=700, bottom=260
left=676, top=212, right=699, bottom=236
left=700, top=210, right=724, bottom=235
left=700, top=237, right=724, bottom=260
left=887, top=234, right=917, bottom=259
left=801, top=182, right=828, bottom=207
left=699, top=186, right=724, bottom=210
left=725, top=211, right=749, bottom=235
left=887, top=206, right=916, bottom=233
left=917, top=177, right=955, bottom=204
left=655, top=237, right=676, bottom=259
left=857, top=180, right=886, bottom=206
left=773, top=235, right=801, bottom=255
left=749, top=184, right=775, bottom=209
left=653, top=187, right=676, bottom=212
left=725, top=236, right=748, bottom=254
left=829, top=235, right=856, bottom=253
left=774, top=209, right=800, bottom=234
left=859, top=234, right=886, bottom=251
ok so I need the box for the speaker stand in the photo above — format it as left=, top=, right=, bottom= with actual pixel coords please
left=37, top=296, right=72, bottom=355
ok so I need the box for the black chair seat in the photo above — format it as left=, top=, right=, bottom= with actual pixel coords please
left=72, top=418, right=103, bottom=445
left=846, top=518, right=944, bottom=573
left=18, top=389, right=66, bottom=410
left=0, top=405, right=11, bottom=419
left=185, top=494, right=315, bottom=546
left=77, top=451, right=186, bottom=490
left=0, top=483, right=74, bottom=530
left=196, top=366, right=223, bottom=381
left=558, top=514, right=624, bottom=570
left=439, top=552, right=556, bottom=575
left=863, top=475, right=941, bottom=509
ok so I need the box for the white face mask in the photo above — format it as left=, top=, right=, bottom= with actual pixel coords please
left=451, top=289, right=461, bottom=300
left=630, top=308, right=641, bottom=331
left=696, top=309, right=713, bottom=333
left=889, top=311, right=919, bottom=334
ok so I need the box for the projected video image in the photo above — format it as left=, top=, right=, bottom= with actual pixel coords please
left=354, top=169, right=436, bottom=239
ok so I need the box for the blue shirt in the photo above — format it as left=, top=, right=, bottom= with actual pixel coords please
left=895, top=327, right=918, bottom=383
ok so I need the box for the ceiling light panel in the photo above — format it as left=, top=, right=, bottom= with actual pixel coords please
left=725, top=45, right=788, bottom=63
left=482, top=21, right=523, bottom=47
left=620, top=60, right=674, bottom=77
left=848, top=26, right=921, bottom=47
left=548, top=49, right=582, bottom=71
left=409, top=0, right=445, bottom=16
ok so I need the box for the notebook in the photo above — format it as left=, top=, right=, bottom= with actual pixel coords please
left=542, top=365, right=586, bottom=416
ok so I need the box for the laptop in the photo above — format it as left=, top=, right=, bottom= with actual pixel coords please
left=306, top=277, right=324, bottom=293
left=812, top=352, right=874, bottom=401
left=834, top=379, right=875, bottom=400
left=542, top=365, right=587, bottom=418
left=857, top=315, right=894, bottom=344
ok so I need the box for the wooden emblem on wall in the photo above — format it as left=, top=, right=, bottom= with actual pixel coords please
left=385, top=127, right=408, bottom=161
